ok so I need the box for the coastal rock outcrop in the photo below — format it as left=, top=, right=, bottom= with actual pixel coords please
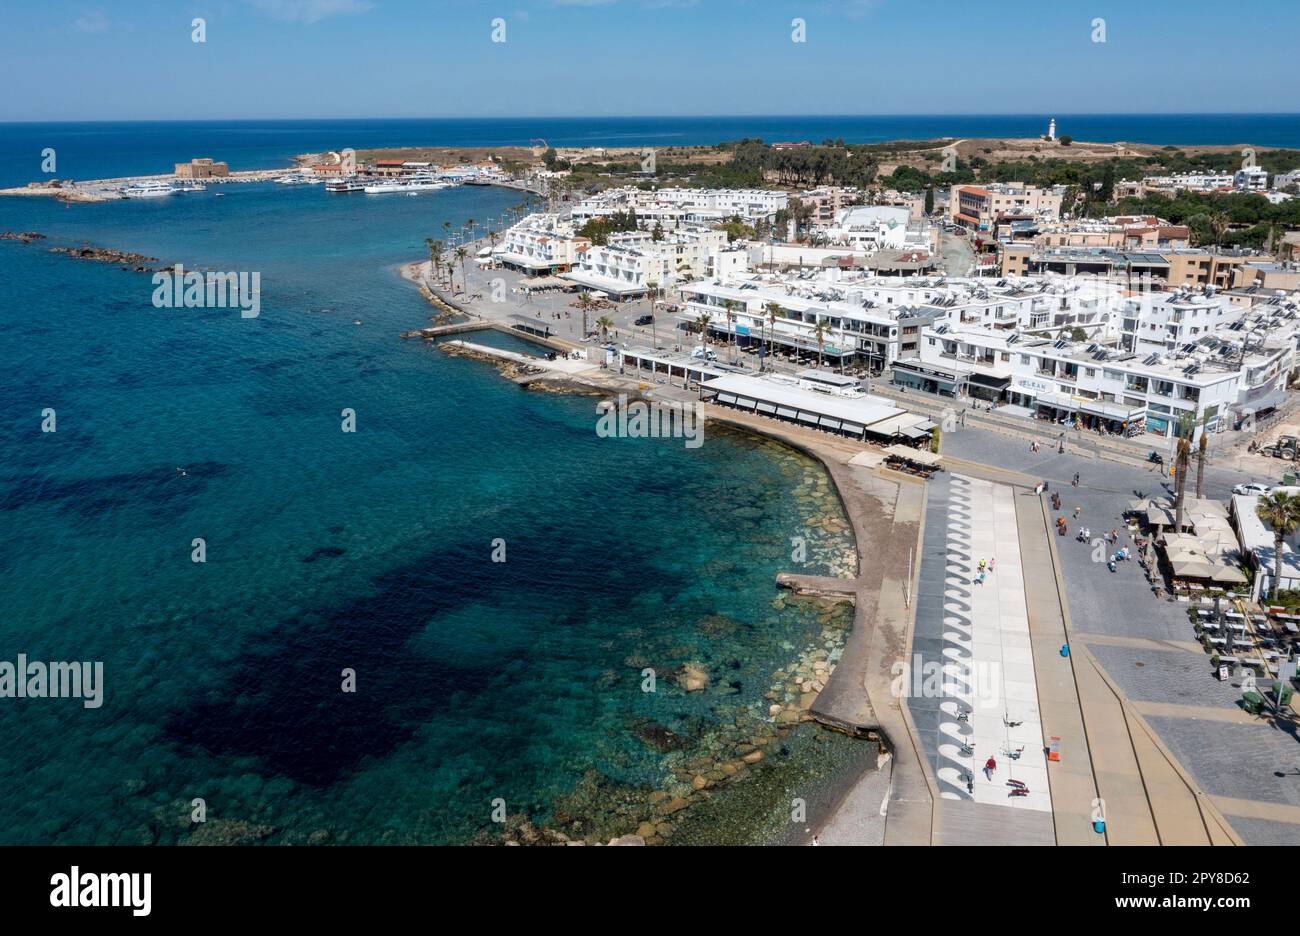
left=0, top=231, right=46, bottom=243
left=49, top=244, right=166, bottom=271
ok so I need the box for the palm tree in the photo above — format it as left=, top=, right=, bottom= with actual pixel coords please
left=454, top=246, right=468, bottom=293
left=595, top=315, right=614, bottom=342
left=722, top=299, right=739, bottom=364
left=424, top=238, right=443, bottom=281
left=646, top=279, right=659, bottom=349
left=1173, top=414, right=1194, bottom=531
left=577, top=291, right=594, bottom=336
left=765, top=301, right=781, bottom=371
left=1209, top=211, right=1229, bottom=250
left=1257, top=492, right=1300, bottom=600
left=812, top=319, right=830, bottom=369
left=1196, top=424, right=1208, bottom=499
left=695, top=312, right=713, bottom=351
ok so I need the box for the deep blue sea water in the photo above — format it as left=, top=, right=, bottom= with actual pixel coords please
left=2, top=114, right=1299, bottom=188
left=0, top=174, right=864, bottom=844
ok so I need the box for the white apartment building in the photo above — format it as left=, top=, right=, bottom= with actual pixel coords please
left=894, top=322, right=1293, bottom=439
left=1118, top=287, right=1243, bottom=355
left=1235, top=166, right=1270, bottom=192
left=560, top=228, right=727, bottom=296
left=818, top=205, right=930, bottom=251
left=676, top=272, right=944, bottom=372
left=570, top=187, right=789, bottom=230
left=1274, top=169, right=1300, bottom=191
left=1137, top=172, right=1236, bottom=195
left=495, top=214, right=589, bottom=273
left=677, top=271, right=1130, bottom=371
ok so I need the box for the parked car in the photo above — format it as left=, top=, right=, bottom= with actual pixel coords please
left=1233, top=482, right=1273, bottom=497
left=634, top=314, right=654, bottom=326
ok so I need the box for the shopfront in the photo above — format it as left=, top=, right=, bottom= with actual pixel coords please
left=891, top=359, right=969, bottom=398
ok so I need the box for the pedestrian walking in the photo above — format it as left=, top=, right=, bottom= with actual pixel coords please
left=984, top=756, right=997, bottom=781
left=1072, top=472, right=1080, bottom=487
left=1073, top=506, right=1082, bottom=519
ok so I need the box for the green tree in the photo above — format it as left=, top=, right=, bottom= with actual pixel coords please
left=721, top=298, right=740, bottom=364
left=454, top=246, right=468, bottom=292
left=812, top=319, right=830, bottom=368
left=764, top=301, right=782, bottom=368
left=1257, top=492, right=1300, bottom=599
left=595, top=315, right=614, bottom=342
left=645, top=280, right=659, bottom=348
left=695, top=311, right=713, bottom=350
left=577, top=291, right=594, bottom=336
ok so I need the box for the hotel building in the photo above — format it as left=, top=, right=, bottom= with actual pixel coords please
left=949, top=183, right=1065, bottom=231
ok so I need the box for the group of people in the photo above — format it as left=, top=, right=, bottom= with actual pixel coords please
left=972, top=556, right=996, bottom=586
left=1074, top=525, right=1133, bottom=572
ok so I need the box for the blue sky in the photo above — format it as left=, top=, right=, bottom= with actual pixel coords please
left=3, top=0, right=1298, bottom=121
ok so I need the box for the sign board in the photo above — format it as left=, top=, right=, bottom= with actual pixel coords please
left=1047, top=736, right=1061, bottom=762
left=1218, top=665, right=1229, bottom=682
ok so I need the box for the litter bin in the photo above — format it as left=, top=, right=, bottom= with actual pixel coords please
left=1273, top=681, right=1294, bottom=708
left=1243, top=690, right=1265, bottom=715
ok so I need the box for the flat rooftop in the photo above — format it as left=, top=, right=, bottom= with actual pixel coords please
left=701, top=373, right=907, bottom=427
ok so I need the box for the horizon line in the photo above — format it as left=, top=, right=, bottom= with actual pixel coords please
left=4, top=111, right=1300, bottom=126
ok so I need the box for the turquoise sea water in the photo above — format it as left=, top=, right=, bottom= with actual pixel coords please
left=0, top=181, right=862, bottom=843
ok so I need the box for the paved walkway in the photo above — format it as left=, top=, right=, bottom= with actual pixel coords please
left=910, top=470, right=1062, bottom=844
left=932, top=475, right=1052, bottom=813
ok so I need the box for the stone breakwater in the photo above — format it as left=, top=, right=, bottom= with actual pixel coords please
left=3, top=231, right=175, bottom=273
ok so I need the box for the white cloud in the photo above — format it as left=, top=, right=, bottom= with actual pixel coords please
left=249, top=0, right=375, bottom=24
left=72, top=9, right=109, bottom=33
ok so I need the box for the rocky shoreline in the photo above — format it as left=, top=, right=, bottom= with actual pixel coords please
left=396, top=259, right=877, bottom=846
left=478, top=597, right=862, bottom=846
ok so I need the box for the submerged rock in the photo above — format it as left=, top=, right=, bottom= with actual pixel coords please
left=678, top=662, right=710, bottom=692
left=181, top=819, right=275, bottom=846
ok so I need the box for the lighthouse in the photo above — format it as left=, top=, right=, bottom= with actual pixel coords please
left=1047, top=118, right=1057, bottom=141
